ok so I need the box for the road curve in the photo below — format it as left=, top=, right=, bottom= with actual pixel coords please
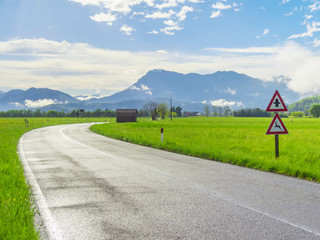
left=19, top=123, right=320, bottom=240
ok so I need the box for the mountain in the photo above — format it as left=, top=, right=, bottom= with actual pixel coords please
left=0, top=88, right=79, bottom=111
left=289, top=96, right=320, bottom=112
left=0, top=90, right=4, bottom=98
left=0, top=70, right=302, bottom=112
left=87, top=70, right=300, bottom=110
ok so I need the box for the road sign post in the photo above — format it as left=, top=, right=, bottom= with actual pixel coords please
left=275, top=135, right=279, bottom=158
left=266, top=90, right=288, bottom=158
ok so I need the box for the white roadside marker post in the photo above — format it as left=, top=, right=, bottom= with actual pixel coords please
left=161, top=128, right=163, bottom=142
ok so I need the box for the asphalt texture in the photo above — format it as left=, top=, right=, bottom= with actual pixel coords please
left=19, top=123, right=320, bottom=240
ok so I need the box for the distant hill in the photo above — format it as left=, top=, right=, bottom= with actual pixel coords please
left=0, top=70, right=302, bottom=112
left=0, top=88, right=79, bottom=111
left=0, top=91, right=4, bottom=98
left=288, top=96, right=320, bottom=112
left=86, top=69, right=300, bottom=110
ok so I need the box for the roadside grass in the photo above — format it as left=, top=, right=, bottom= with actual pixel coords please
left=0, top=117, right=108, bottom=239
left=90, top=117, right=320, bottom=182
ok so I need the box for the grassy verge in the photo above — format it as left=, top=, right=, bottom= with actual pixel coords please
left=0, top=117, right=110, bottom=239
left=90, top=117, right=320, bottom=182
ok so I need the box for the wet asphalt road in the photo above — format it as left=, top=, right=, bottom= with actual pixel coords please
left=19, top=123, right=320, bottom=240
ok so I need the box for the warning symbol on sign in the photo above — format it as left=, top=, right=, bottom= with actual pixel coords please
left=266, top=113, right=289, bottom=135
left=266, top=90, right=288, bottom=112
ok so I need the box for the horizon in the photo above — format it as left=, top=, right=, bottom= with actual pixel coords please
left=1, top=1, right=320, bottom=96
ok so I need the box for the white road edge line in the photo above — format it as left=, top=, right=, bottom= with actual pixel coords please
left=60, top=125, right=320, bottom=237
left=18, top=133, right=63, bottom=240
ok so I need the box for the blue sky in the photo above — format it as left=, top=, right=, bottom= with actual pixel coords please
left=1, top=0, right=320, bottom=96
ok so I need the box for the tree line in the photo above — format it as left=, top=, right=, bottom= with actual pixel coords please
left=0, top=109, right=116, bottom=118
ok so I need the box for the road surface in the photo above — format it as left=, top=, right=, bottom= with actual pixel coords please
left=19, top=123, right=320, bottom=239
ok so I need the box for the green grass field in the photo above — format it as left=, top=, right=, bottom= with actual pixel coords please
left=91, top=117, right=320, bottom=182
left=0, top=117, right=108, bottom=239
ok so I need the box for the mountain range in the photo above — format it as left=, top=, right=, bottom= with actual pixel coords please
left=0, top=70, right=302, bottom=112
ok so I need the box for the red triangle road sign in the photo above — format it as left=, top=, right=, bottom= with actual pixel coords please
left=266, top=113, right=289, bottom=135
left=266, top=90, right=288, bottom=112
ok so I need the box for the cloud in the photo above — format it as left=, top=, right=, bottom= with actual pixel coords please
left=145, top=10, right=175, bottom=19
left=210, top=1, right=239, bottom=19
left=2, top=38, right=320, bottom=96
left=211, top=10, right=222, bottom=18
left=68, top=0, right=155, bottom=14
left=288, top=21, right=320, bottom=39
left=210, top=99, right=243, bottom=107
left=212, top=2, right=232, bottom=10
left=256, top=28, right=269, bottom=38
left=120, top=25, right=135, bottom=35
left=24, top=99, right=62, bottom=108
left=177, top=6, right=193, bottom=21
left=224, top=87, right=236, bottom=95
left=90, top=12, right=117, bottom=25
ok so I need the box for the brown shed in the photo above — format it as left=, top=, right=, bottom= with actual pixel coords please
left=116, top=109, right=138, bottom=123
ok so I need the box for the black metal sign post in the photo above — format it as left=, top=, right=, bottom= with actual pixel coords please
left=275, top=134, right=279, bottom=158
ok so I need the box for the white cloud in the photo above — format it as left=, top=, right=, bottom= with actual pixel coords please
left=68, top=0, right=155, bottom=13
left=157, top=50, right=168, bottom=54
left=224, top=87, right=236, bottom=95
left=145, top=10, right=175, bottom=19
left=160, top=24, right=183, bottom=35
left=2, top=38, right=320, bottom=96
left=211, top=10, right=222, bottom=18
left=145, top=91, right=153, bottom=95
left=312, top=38, right=320, bottom=46
left=309, top=1, right=320, bottom=12
left=140, top=84, right=150, bottom=90
left=120, top=25, right=135, bottom=35
left=164, top=19, right=177, bottom=26
left=90, top=12, right=116, bottom=25
left=177, top=6, right=193, bottom=21
left=210, top=99, right=243, bottom=107
left=25, top=99, right=62, bottom=108
left=155, top=0, right=179, bottom=9
left=288, top=21, right=320, bottom=39
left=256, top=28, right=269, bottom=38
left=130, top=85, right=141, bottom=90
left=148, top=30, right=159, bottom=34
left=212, top=2, right=232, bottom=10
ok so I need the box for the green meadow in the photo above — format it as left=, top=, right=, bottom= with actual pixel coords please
left=0, top=117, right=106, bottom=239
left=91, top=117, right=320, bottom=182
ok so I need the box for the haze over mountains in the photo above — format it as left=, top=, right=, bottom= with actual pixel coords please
left=0, top=70, right=301, bottom=112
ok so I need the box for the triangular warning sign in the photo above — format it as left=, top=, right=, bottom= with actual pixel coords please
left=266, top=113, right=289, bottom=135
left=266, top=90, right=288, bottom=112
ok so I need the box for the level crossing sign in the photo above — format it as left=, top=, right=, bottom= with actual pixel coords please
left=266, top=90, right=288, bottom=112
left=266, top=113, right=288, bottom=135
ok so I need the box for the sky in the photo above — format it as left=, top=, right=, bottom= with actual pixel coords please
left=1, top=0, right=320, bottom=97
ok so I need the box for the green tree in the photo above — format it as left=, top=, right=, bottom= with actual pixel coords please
left=310, top=104, right=320, bottom=118
left=143, top=101, right=159, bottom=120
left=176, top=106, right=182, bottom=117
left=203, top=105, right=210, bottom=117
left=158, top=102, right=169, bottom=119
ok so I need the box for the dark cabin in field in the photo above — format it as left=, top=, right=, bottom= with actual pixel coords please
left=116, top=109, right=138, bottom=123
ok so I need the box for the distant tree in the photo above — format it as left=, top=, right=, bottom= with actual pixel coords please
left=203, top=105, right=210, bottom=117
left=310, top=104, right=320, bottom=118
left=212, top=106, right=218, bottom=117
left=176, top=106, right=182, bottom=117
left=158, top=102, right=169, bottom=119
left=291, top=111, right=304, bottom=118
left=143, top=101, right=159, bottom=120
left=224, top=107, right=231, bottom=117
left=304, top=108, right=310, bottom=117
